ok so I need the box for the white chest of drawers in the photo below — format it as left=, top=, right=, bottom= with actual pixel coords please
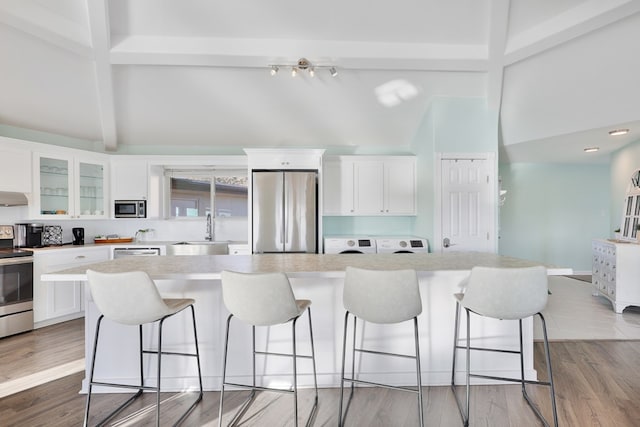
left=592, top=239, right=640, bottom=313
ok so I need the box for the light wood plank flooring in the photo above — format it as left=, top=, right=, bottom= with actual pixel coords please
left=1, top=319, right=640, bottom=426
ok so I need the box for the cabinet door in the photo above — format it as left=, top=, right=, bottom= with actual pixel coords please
left=353, top=160, right=384, bottom=214
left=76, top=159, right=107, bottom=218
left=35, top=154, right=73, bottom=218
left=0, top=148, right=31, bottom=192
left=111, top=158, right=148, bottom=201
left=246, top=149, right=324, bottom=169
left=323, top=159, right=355, bottom=215
left=34, top=248, right=110, bottom=326
left=384, top=158, right=416, bottom=215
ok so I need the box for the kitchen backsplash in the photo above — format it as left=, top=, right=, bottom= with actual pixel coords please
left=0, top=207, right=248, bottom=244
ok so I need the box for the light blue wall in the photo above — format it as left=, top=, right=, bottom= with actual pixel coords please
left=323, top=96, right=499, bottom=242
left=323, top=216, right=415, bottom=236
left=432, top=97, right=497, bottom=152
left=498, top=163, right=610, bottom=272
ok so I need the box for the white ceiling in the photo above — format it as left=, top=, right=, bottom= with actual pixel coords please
left=1, top=0, right=639, bottom=163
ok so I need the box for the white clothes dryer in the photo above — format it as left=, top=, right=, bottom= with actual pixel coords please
left=324, top=236, right=377, bottom=254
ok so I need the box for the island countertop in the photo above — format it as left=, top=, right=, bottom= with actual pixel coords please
left=41, top=252, right=572, bottom=281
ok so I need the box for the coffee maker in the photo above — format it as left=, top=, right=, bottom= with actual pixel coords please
left=72, top=227, right=84, bottom=245
left=14, top=223, right=44, bottom=248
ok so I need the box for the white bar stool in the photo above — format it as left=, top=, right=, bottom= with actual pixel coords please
left=451, top=266, right=558, bottom=427
left=218, top=270, right=318, bottom=427
left=84, top=269, right=203, bottom=427
left=338, top=266, right=424, bottom=426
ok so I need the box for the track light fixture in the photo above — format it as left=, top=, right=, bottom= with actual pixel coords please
left=269, top=58, right=338, bottom=78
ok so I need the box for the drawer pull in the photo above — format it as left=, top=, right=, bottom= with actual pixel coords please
left=75, top=255, right=86, bottom=259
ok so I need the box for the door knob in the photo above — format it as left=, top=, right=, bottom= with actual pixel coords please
left=443, top=237, right=450, bottom=248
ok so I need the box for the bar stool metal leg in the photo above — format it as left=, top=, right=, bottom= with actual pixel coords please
left=218, top=309, right=318, bottom=427
left=339, top=312, right=425, bottom=427
left=84, top=315, right=145, bottom=427
left=414, top=317, right=424, bottom=427
left=539, top=313, right=559, bottom=427
left=307, top=307, right=319, bottom=418
left=451, top=309, right=558, bottom=427
left=450, top=302, right=470, bottom=427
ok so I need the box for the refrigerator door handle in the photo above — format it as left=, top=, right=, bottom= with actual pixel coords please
left=282, top=178, right=287, bottom=244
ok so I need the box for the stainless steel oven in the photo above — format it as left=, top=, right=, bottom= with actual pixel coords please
left=0, top=225, right=34, bottom=338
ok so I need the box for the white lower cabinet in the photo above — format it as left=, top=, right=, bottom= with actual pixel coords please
left=592, top=239, right=640, bottom=313
left=228, top=244, right=250, bottom=255
left=33, top=246, right=110, bottom=327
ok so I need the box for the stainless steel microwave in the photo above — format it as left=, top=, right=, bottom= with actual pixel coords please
left=114, top=200, right=146, bottom=218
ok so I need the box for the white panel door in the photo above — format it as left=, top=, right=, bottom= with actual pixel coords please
left=439, top=156, right=495, bottom=252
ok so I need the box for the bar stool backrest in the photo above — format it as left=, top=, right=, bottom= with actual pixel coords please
left=461, top=266, right=548, bottom=320
left=86, top=269, right=173, bottom=325
left=344, top=267, right=421, bottom=324
left=221, top=270, right=300, bottom=326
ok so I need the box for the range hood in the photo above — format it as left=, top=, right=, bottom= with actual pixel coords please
left=0, top=191, right=28, bottom=207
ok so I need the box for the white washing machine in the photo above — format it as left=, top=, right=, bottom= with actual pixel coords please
left=324, top=236, right=377, bottom=254
left=375, top=237, right=429, bottom=253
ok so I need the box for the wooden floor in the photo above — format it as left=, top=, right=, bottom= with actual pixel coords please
left=1, top=320, right=640, bottom=426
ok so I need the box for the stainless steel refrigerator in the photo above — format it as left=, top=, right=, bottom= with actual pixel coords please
left=252, top=170, right=317, bottom=253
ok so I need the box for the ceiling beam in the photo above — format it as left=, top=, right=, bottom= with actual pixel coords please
left=110, top=35, right=489, bottom=72
left=86, top=0, right=117, bottom=152
left=504, top=0, right=640, bottom=65
left=487, top=0, right=511, bottom=112
left=0, top=0, right=92, bottom=57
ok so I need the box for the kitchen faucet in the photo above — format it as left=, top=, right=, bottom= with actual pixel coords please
left=205, top=213, right=214, bottom=241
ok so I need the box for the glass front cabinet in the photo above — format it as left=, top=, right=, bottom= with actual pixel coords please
left=33, top=153, right=108, bottom=219
left=620, top=169, right=640, bottom=242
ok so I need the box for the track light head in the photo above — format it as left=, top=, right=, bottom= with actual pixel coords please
left=268, top=58, right=338, bottom=78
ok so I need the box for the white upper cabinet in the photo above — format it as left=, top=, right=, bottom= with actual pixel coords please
left=0, top=147, right=32, bottom=193
left=353, top=159, right=385, bottom=214
left=32, top=152, right=109, bottom=219
left=324, top=156, right=416, bottom=216
left=110, top=157, right=149, bottom=201
left=383, top=157, right=417, bottom=215
left=245, top=148, right=325, bottom=170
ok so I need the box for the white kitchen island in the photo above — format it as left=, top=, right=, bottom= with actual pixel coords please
left=42, top=252, right=571, bottom=393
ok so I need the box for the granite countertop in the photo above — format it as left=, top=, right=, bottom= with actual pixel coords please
left=41, top=252, right=572, bottom=281
left=28, top=240, right=250, bottom=252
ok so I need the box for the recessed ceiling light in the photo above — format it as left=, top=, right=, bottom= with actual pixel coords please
left=609, top=129, right=629, bottom=136
left=584, top=147, right=599, bottom=153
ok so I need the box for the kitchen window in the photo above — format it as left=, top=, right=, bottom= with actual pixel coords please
left=164, top=169, right=248, bottom=218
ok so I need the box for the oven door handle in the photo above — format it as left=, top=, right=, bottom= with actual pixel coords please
left=0, top=256, right=34, bottom=266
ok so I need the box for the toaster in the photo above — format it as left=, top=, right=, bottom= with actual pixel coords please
left=43, top=225, right=63, bottom=246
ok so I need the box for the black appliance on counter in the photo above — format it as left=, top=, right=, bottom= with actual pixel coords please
left=0, top=225, right=34, bottom=338
left=72, top=227, right=84, bottom=245
left=14, top=223, right=44, bottom=248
